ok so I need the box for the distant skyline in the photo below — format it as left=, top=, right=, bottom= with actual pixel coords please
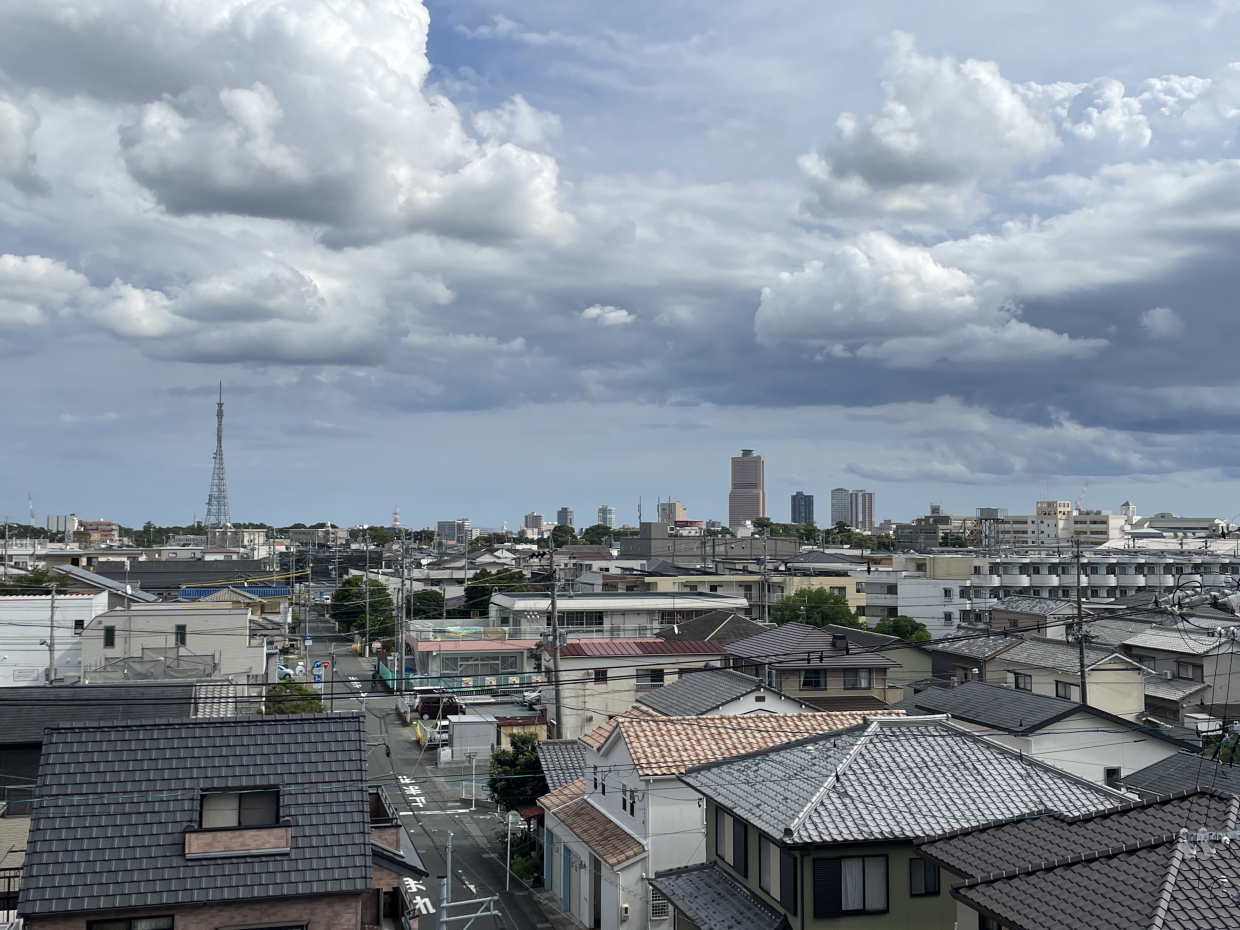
left=3, top=2, right=1240, bottom=528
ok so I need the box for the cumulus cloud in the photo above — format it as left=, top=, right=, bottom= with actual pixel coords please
left=799, top=33, right=1061, bottom=227
left=0, top=91, right=47, bottom=194
left=1140, top=305, right=1185, bottom=339
left=0, top=254, right=87, bottom=325
left=168, top=264, right=325, bottom=323
left=754, top=232, right=1105, bottom=366
left=472, top=95, right=561, bottom=147
left=1062, top=78, right=1151, bottom=147
left=582, top=304, right=635, bottom=325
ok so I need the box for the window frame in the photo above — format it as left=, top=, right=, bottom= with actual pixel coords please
left=200, top=788, right=280, bottom=830
left=174, top=624, right=187, bottom=647
left=1055, top=680, right=1078, bottom=700
left=814, top=855, right=888, bottom=917
left=103, top=625, right=116, bottom=648
left=842, top=668, right=872, bottom=690
left=593, top=668, right=608, bottom=684
left=86, top=918, right=175, bottom=930
left=800, top=669, right=826, bottom=690
left=909, top=857, right=940, bottom=897
left=1013, top=673, right=1032, bottom=692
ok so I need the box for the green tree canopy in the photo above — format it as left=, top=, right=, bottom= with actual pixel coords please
left=550, top=523, right=576, bottom=548
left=579, top=524, right=612, bottom=545
left=261, top=681, right=324, bottom=714
left=487, top=732, right=548, bottom=812
left=872, top=614, right=931, bottom=642
left=0, top=567, right=64, bottom=596
left=462, top=568, right=532, bottom=615
left=408, top=588, right=445, bottom=620
left=331, top=575, right=394, bottom=634
left=771, top=588, right=865, bottom=629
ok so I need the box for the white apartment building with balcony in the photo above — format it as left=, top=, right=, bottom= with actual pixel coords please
left=998, top=501, right=1127, bottom=544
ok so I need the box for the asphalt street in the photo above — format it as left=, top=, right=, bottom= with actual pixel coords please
left=302, top=609, right=550, bottom=930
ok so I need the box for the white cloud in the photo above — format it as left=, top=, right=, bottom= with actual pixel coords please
left=1139, top=305, right=1185, bottom=338
left=472, top=95, right=561, bottom=147
left=582, top=304, right=635, bottom=325
left=0, top=91, right=46, bottom=194
left=1062, top=78, right=1151, bottom=147
left=168, top=263, right=325, bottom=323
left=799, top=33, right=1061, bottom=227
left=0, top=254, right=88, bottom=325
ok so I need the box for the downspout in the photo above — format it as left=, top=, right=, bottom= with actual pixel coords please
left=799, top=849, right=806, bottom=930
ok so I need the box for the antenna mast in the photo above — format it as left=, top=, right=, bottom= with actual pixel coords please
left=204, top=382, right=231, bottom=529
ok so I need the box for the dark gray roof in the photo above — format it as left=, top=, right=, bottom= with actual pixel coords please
left=726, top=622, right=899, bottom=669
left=1121, top=752, right=1240, bottom=797
left=653, top=611, right=769, bottom=645
left=925, top=634, right=1019, bottom=660
left=537, top=739, right=586, bottom=791
left=52, top=564, right=160, bottom=601
left=681, top=717, right=1121, bottom=844
left=991, top=596, right=1080, bottom=615
left=889, top=681, right=1195, bottom=747
left=919, top=792, right=1240, bottom=930
left=817, top=623, right=909, bottom=651
left=1084, top=616, right=1158, bottom=645
left=637, top=669, right=806, bottom=716
left=998, top=636, right=1132, bottom=674
left=650, top=863, right=790, bottom=930
left=0, top=683, right=196, bottom=745
left=18, top=714, right=371, bottom=916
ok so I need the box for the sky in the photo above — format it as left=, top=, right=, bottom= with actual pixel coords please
left=4, top=0, right=1240, bottom=530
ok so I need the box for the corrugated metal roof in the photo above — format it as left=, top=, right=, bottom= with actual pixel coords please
left=559, top=639, right=726, bottom=657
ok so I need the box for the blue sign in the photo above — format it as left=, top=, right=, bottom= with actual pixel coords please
left=305, top=636, right=313, bottom=646
left=312, top=660, right=323, bottom=670
left=312, top=672, right=323, bottom=683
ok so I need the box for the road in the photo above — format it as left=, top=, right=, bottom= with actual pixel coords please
left=301, top=608, right=550, bottom=930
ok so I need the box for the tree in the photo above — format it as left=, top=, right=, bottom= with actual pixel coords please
left=872, top=614, right=931, bottom=642
left=461, top=568, right=532, bottom=615
left=261, top=681, right=324, bottom=714
left=550, top=523, right=576, bottom=548
left=408, top=588, right=445, bottom=619
left=0, top=567, right=64, bottom=596
left=331, top=575, right=395, bottom=634
left=770, top=588, right=865, bottom=629
left=580, top=524, right=612, bottom=545
left=487, top=732, right=548, bottom=812
left=366, top=527, right=394, bottom=546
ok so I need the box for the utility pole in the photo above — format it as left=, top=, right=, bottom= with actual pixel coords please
left=364, top=529, right=371, bottom=658
left=549, top=545, right=563, bottom=740
left=45, top=584, right=56, bottom=684
left=1075, top=538, right=1088, bottom=705
left=397, top=526, right=407, bottom=693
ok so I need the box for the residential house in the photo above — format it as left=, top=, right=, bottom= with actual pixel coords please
left=1120, top=751, right=1240, bottom=798
left=655, top=716, right=1120, bottom=930
left=547, top=639, right=729, bottom=740
left=50, top=564, right=161, bottom=607
left=0, top=592, right=110, bottom=686
left=986, top=595, right=1086, bottom=638
left=923, top=635, right=1016, bottom=684
left=652, top=610, right=770, bottom=646
left=408, top=637, right=541, bottom=684
left=985, top=635, right=1148, bottom=719
left=16, top=714, right=427, bottom=929
left=80, top=604, right=273, bottom=683
left=892, top=680, right=1196, bottom=787
left=917, top=791, right=1240, bottom=930
left=540, top=710, right=904, bottom=930
left=1142, top=673, right=1214, bottom=728
left=537, top=739, right=587, bottom=790
left=815, top=624, right=932, bottom=695
left=725, top=622, right=900, bottom=711
left=635, top=669, right=818, bottom=717
left=490, top=592, right=749, bottom=638
left=1118, top=626, right=1240, bottom=719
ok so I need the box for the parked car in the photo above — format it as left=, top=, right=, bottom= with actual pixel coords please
left=416, top=693, right=462, bottom=720
left=276, top=665, right=295, bottom=681
left=521, top=689, right=542, bottom=709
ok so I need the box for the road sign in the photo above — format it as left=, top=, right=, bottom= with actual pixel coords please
left=313, top=660, right=323, bottom=670
left=304, top=636, right=313, bottom=646
left=313, top=671, right=323, bottom=683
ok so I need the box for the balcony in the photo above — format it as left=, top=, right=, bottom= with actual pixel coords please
left=971, top=575, right=1001, bottom=586
left=184, top=823, right=292, bottom=858
left=1000, top=575, right=1030, bottom=587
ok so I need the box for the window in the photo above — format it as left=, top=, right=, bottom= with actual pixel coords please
left=1008, top=617, right=1020, bottom=629
left=175, top=624, right=187, bottom=647
left=843, top=668, right=871, bottom=690
left=856, top=582, right=864, bottom=593
left=74, top=618, right=85, bottom=635
left=715, top=807, right=728, bottom=859
left=636, top=668, right=665, bottom=688
left=1013, top=673, right=1032, bottom=692
left=593, top=669, right=608, bottom=684
left=685, top=584, right=698, bottom=592
left=1176, top=662, right=1204, bottom=683
left=887, top=585, right=898, bottom=595
left=593, top=766, right=598, bottom=790
left=559, top=611, right=605, bottom=627
left=909, top=858, right=940, bottom=896
left=87, top=919, right=174, bottom=930
left=943, top=588, right=953, bottom=599
left=103, top=626, right=115, bottom=648
left=1089, top=589, right=1099, bottom=598
left=980, top=918, right=1003, bottom=930
left=943, top=611, right=953, bottom=623
left=440, top=654, right=521, bottom=676
left=758, top=835, right=797, bottom=911
left=830, top=586, right=846, bottom=596
left=1105, top=767, right=1122, bottom=789
left=814, top=856, right=887, bottom=917
left=800, top=669, right=826, bottom=690
left=201, top=789, right=279, bottom=828
left=714, top=808, right=747, bottom=876
left=709, top=585, right=719, bottom=593
left=650, top=887, right=670, bottom=921
left=1055, top=681, right=1079, bottom=701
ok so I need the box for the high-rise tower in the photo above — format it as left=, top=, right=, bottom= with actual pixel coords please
left=204, top=383, right=231, bottom=529
left=728, top=449, right=766, bottom=527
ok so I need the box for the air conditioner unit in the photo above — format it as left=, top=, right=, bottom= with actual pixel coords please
left=1160, top=670, right=1173, bottom=679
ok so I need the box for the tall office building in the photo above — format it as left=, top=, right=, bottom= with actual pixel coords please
left=436, top=520, right=457, bottom=542
left=657, top=500, right=687, bottom=523
left=849, top=490, right=875, bottom=533
left=791, top=492, right=814, bottom=525
left=556, top=507, right=575, bottom=528
left=455, top=518, right=472, bottom=543
left=597, top=505, right=616, bottom=528
left=46, top=513, right=79, bottom=534
left=728, top=449, right=766, bottom=527
left=523, top=512, right=546, bottom=532
left=830, top=488, right=850, bottom=527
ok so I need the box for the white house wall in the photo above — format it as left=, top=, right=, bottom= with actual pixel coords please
left=0, top=592, right=107, bottom=686
left=988, top=659, right=1145, bottom=721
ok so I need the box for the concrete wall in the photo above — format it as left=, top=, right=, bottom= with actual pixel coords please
left=0, top=592, right=107, bottom=686
left=81, top=604, right=266, bottom=680
left=24, top=894, right=364, bottom=930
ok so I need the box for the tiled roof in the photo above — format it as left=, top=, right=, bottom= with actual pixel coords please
left=1121, top=753, right=1240, bottom=797
left=598, top=711, right=905, bottom=777
left=538, top=777, right=586, bottom=811
left=998, top=636, right=1131, bottom=674
left=1125, top=627, right=1223, bottom=656
left=1144, top=675, right=1211, bottom=701
left=636, top=669, right=808, bottom=716
left=1084, top=617, right=1158, bottom=645
left=551, top=797, right=647, bottom=867
left=725, top=623, right=899, bottom=669
left=537, top=739, right=587, bottom=791
left=925, top=634, right=1019, bottom=660
left=681, top=717, right=1121, bottom=844
left=920, top=792, right=1240, bottom=930
left=654, top=612, right=770, bottom=645
left=52, top=564, right=160, bottom=601
left=650, top=863, right=791, bottom=930
left=17, top=714, right=372, bottom=916
left=992, top=596, right=1080, bottom=615
left=559, top=639, right=727, bottom=657
left=0, top=683, right=197, bottom=745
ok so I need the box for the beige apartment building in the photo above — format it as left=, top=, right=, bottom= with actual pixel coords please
left=999, top=500, right=1127, bottom=544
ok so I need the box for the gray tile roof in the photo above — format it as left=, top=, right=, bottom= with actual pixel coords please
left=1121, top=753, right=1240, bottom=797
left=637, top=669, right=805, bottom=716
left=18, top=713, right=372, bottom=916
left=998, top=636, right=1131, bottom=674
left=1143, top=675, right=1211, bottom=701
left=919, top=792, right=1240, bottom=930
left=726, top=622, right=899, bottom=669
left=654, top=611, right=770, bottom=645
left=1125, top=627, right=1225, bottom=656
left=925, top=634, right=1018, bottom=660
left=681, top=717, right=1121, bottom=845
left=0, top=684, right=196, bottom=745
left=537, top=739, right=586, bottom=791
left=650, top=863, right=790, bottom=930
left=992, top=596, right=1080, bottom=615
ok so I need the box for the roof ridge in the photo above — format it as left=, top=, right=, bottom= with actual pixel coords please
left=957, top=832, right=1180, bottom=888
left=1147, top=837, right=1185, bottom=930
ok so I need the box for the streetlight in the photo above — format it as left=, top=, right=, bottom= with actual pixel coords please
left=505, top=809, right=521, bottom=891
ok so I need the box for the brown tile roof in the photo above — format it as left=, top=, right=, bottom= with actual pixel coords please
left=552, top=798, right=647, bottom=868
left=601, top=711, right=907, bottom=777
left=538, top=777, right=586, bottom=811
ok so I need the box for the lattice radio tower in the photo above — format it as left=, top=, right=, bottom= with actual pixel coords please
left=204, top=382, right=231, bottom=528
